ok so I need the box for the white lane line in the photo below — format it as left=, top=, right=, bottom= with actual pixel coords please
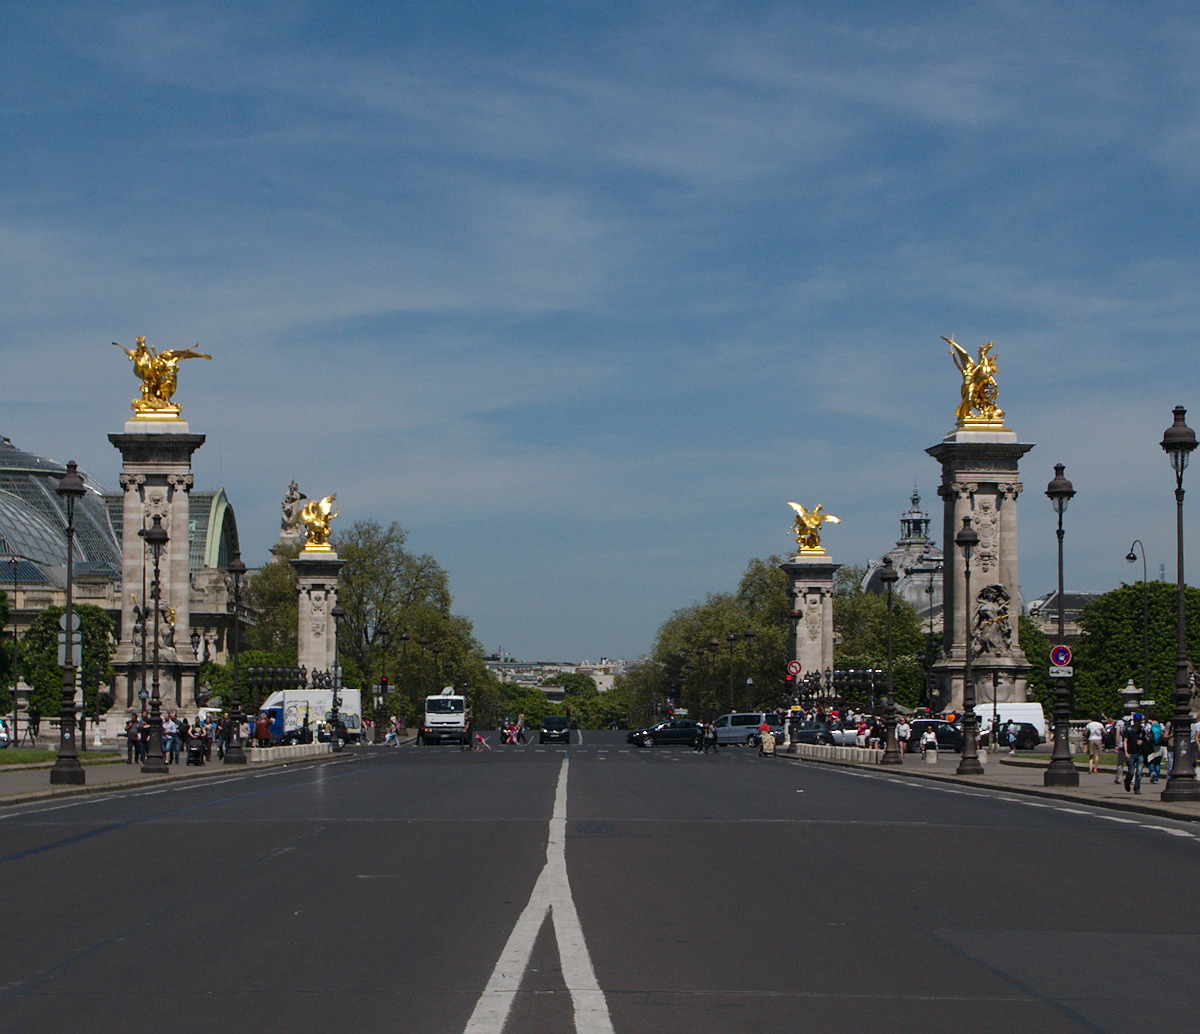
left=464, top=757, right=613, bottom=1034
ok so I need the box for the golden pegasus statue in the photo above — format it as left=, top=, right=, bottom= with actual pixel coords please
left=114, top=337, right=211, bottom=417
left=788, top=502, right=840, bottom=553
left=944, top=335, right=1004, bottom=426
left=300, top=494, right=339, bottom=550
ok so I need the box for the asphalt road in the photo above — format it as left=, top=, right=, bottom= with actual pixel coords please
left=2, top=731, right=1198, bottom=1034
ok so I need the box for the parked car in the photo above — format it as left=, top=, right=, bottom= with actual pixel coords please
left=910, top=719, right=964, bottom=752
left=788, top=720, right=836, bottom=746
left=980, top=721, right=1040, bottom=751
left=540, top=715, right=571, bottom=744
left=627, top=720, right=704, bottom=748
left=714, top=712, right=785, bottom=746
left=826, top=720, right=860, bottom=746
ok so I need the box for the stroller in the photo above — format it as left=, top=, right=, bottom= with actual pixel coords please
left=186, top=734, right=207, bottom=766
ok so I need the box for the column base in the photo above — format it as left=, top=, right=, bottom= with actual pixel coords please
left=1044, top=760, right=1080, bottom=786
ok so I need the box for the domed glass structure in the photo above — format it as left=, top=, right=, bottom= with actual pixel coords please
left=0, top=435, right=121, bottom=582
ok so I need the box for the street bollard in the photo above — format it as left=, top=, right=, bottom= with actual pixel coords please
left=925, top=746, right=938, bottom=765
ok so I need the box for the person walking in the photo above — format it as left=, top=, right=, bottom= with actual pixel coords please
left=702, top=721, right=719, bottom=754
left=1084, top=714, right=1105, bottom=775
left=1123, top=714, right=1147, bottom=794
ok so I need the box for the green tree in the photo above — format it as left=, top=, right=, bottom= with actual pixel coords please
left=243, top=542, right=301, bottom=653
left=832, top=565, right=926, bottom=707
left=542, top=672, right=598, bottom=696
left=1071, top=581, right=1200, bottom=719
left=18, top=604, right=115, bottom=720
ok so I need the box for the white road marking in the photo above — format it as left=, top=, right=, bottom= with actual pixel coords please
left=464, top=757, right=613, bottom=1034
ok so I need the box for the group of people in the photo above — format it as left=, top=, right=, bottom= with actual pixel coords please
left=123, top=711, right=266, bottom=763
left=1083, top=712, right=1200, bottom=792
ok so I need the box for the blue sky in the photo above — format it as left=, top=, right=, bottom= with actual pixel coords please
left=5, top=0, right=1200, bottom=661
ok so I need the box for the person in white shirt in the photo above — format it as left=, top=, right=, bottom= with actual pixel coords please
left=1084, top=714, right=1105, bottom=774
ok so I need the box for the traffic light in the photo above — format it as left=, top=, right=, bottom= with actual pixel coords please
left=380, top=676, right=389, bottom=692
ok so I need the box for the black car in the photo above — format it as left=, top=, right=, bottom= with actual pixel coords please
left=788, top=721, right=836, bottom=746
left=910, top=719, right=964, bottom=752
left=627, top=719, right=703, bottom=748
left=980, top=721, right=1040, bottom=751
left=540, top=715, right=571, bottom=744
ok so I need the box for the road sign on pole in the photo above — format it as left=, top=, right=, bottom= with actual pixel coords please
left=1050, top=645, right=1072, bottom=667
left=786, top=661, right=802, bottom=676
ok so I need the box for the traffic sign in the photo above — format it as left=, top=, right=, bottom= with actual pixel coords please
left=59, top=611, right=81, bottom=631
left=1050, top=645, right=1072, bottom=667
left=1049, top=665, right=1073, bottom=677
left=786, top=660, right=802, bottom=676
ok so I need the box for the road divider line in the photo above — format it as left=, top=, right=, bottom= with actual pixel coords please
left=463, top=757, right=613, bottom=1034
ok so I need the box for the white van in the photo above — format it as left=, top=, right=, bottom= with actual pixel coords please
left=973, top=702, right=1047, bottom=743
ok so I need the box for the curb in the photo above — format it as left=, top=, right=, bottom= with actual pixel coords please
left=0, top=748, right=358, bottom=810
left=775, top=748, right=1200, bottom=824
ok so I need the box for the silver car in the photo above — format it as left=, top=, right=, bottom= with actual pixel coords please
left=713, top=712, right=785, bottom=746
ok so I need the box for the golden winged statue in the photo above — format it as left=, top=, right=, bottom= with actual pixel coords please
left=114, top=337, right=212, bottom=417
left=788, top=502, right=840, bottom=553
left=300, top=494, right=339, bottom=550
left=944, top=335, right=1003, bottom=426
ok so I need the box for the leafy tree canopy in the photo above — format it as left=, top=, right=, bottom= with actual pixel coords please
left=1071, top=581, right=1200, bottom=719
left=16, top=604, right=115, bottom=719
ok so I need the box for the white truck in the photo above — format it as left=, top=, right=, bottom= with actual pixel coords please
left=420, top=688, right=471, bottom=746
left=257, top=688, right=363, bottom=744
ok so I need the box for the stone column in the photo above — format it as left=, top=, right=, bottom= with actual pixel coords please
left=780, top=556, right=840, bottom=686
left=927, top=427, right=1034, bottom=712
left=109, top=420, right=205, bottom=710
left=291, top=550, right=345, bottom=677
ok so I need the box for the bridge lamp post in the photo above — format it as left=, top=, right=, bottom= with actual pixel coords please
left=1044, top=464, right=1080, bottom=786
left=1160, top=406, right=1200, bottom=802
left=955, top=517, right=984, bottom=776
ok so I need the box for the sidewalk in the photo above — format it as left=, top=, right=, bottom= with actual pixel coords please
left=0, top=745, right=341, bottom=808
left=779, top=746, right=1200, bottom=824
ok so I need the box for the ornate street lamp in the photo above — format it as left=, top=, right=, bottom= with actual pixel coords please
left=1044, top=463, right=1080, bottom=786
left=224, top=552, right=248, bottom=764
left=743, top=625, right=755, bottom=710
left=329, top=602, right=345, bottom=751
left=955, top=516, right=984, bottom=775
left=50, top=463, right=87, bottom=784
left=726, top=632, right=737, bottom=711
left=1161, top=406, right=1200, bottom=801
left=138, top=514, right=170, bottom=775
left=375, top=618, right=390, bottom=743
left=879, top=558, right=902, bottom=765
left=1125, top=541, right=1152, bottom=715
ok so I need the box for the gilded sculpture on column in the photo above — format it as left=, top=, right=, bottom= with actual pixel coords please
left=788, top=502, right=840, bottom=555
left=300, top=494, right=339, bottom=551
left=113, top=337, right=212, bottom=417
left=944, top=335, right=1004, bottom=426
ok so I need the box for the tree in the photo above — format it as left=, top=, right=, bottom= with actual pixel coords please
left=233, top=519, right=497, bottom=727
left=1071, top=581, right=1200, bottom=719
left=243, top=542, right=301, bottom=653
left=832, top=565, right=926, bottom=707
left=542, top=672, right=598, bottom=696
left=18, top=604, right=115, bottom=720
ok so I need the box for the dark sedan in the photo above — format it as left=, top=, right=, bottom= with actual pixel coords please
left=910, top=719, right=964, bottom=752
left=788, top=720, right=836, bottom=746
left=981, top=721, right=1040, bottom=751
left=627, top=720, right=704, bottom=748
left=539, top=715, right=571, bottom=744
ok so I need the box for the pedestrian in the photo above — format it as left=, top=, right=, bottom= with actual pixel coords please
left=1113, top=715, right=1128, bottom=785
left=125, top=715, right=140, bottom=763
left=1085, top=713, right=1105, bottom=775
left=472, top=732, right=491, bottom=751
left=461, top=715, right=474, bottom=751
left=896, top=718, right=911, bottom=756
left=163, top=712, right=179, bottom=765
left=702, top=721, right=719, bottom=753
left=516, top=714, right=527, bottom=744
left=1123, top=714, right=1147, bottom=794
left=254, top=712, right=271, bottom=748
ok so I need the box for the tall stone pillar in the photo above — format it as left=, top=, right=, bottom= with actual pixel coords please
left=927, top=427, right=1033, bottom=712
left=291, top=549, right=344, bottom=677
left=109, top=421, right=205, bottom=710
left=781, top=557, right=839, bottom=686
